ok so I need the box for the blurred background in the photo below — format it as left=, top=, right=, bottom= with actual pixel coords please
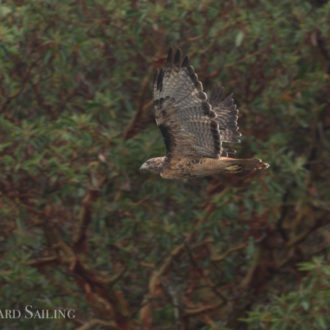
left=0, top=0, right=329, bottom=329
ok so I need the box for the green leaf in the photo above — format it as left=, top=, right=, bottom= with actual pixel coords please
left=235, top=30, right=245, bottom=47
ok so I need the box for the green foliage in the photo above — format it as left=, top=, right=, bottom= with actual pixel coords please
left=243, top=258, right=330, bottom=330
left=0, top=0, right=329, bottom=329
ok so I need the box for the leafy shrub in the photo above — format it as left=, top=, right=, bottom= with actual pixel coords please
left=0, top=0, right=329, bottom=329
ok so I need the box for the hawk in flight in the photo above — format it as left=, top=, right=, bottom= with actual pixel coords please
left=140, top=48, right=269, bottom=179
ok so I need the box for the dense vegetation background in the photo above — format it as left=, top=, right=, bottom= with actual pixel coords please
left=0, top=0, right=329, bottom=329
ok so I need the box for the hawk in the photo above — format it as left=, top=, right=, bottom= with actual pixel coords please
left=140, top=48, right=269, bottom=179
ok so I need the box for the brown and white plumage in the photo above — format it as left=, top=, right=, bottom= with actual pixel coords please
left=140, top=48, right=269, bottom=179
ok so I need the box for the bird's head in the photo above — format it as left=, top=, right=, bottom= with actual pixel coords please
left=139, top=157, right=165, bottom=174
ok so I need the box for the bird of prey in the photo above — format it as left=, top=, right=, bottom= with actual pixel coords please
left=140, top=48, right=269, bottom=179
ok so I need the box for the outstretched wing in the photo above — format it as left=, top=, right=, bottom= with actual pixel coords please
left=153, top=48, right=241, bottom=159
left=153, top=48, right=221, bottom=159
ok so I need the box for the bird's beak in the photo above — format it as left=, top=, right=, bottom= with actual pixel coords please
left=139, top=163, right=147, bottom=171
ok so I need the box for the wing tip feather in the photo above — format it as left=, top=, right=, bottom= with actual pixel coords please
left=174, top=49, right=182, bottom=66
left=182, top=55, right=189, bottom=67
left=157, top=68, right=164, bottom=91
left=167, top=48, right=173, bottom=65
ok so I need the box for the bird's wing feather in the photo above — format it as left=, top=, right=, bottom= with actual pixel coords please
left=153, top=48, right=221, bottom=159
left=209, top=86, right=241, bottom=144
